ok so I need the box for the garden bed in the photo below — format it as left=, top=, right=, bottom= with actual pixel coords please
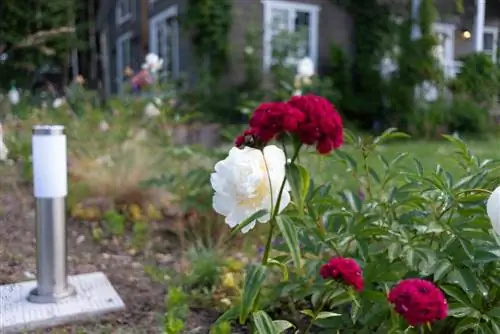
left=0, top=166, right=229, bottom=333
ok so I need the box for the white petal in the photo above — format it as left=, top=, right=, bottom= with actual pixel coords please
left=226, top=207, right=251, bottom=229
left=278, top=190, right=291, bottom=213
left=210, top=172, right=227, bottom=194
left=487, top=186, right=500, bottom=235
left=213, top=193, right=235, bottom=216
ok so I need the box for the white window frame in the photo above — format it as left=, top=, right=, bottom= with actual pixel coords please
left=432, top=22, right=456, bottom=78
left=483, top=26, right=498, bottom=63
left=149, top=5, right=180, bottom=79
left=116, top=0, right=133, bottom=26
left=116, top=32, right=133, bottom=94
left=262, top=0, right=320, bottom=72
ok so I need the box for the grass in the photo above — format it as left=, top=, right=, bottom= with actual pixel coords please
left=306, top=136, right=500, bottom=190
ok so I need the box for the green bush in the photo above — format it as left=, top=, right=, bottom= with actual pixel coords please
left=451, top=53, right=500, bottom=109
left=215, top=129, right=500, bottom=333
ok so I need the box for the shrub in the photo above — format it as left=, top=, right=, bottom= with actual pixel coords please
left=451, top=53, right=500, bottom=109
left=211, top=94, right=500, bottom=332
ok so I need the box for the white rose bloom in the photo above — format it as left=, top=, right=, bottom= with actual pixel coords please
left=211, top=145, right=291, bottom=233
left=52, top=98, right=65, bottom=109
left=144, top=102, right=161, bottom=117
left=145, top=53, right=164, bottom=73
left=487, top=186, right=500, bottom=235
left=297, top=57, right=315, bottom=78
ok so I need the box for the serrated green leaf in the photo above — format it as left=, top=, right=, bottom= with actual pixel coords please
left=275, top=215, right=302, bottom=269
left=240, top=264, right=267, bottom=323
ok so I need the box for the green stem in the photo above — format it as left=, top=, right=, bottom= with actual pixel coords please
left=261, top=144, right=302, bottom=266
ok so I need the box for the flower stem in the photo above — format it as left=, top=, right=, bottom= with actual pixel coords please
left=261, top=144, right=302, bottom=266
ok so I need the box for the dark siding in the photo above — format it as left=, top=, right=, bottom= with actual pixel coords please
left=149, top=0, right=192, bottom=82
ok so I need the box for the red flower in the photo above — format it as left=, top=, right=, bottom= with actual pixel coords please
left=320, top=257, right=363, bottom=292
left=249, top=102, right=305, bottom=142
left=287, top=95, right=343, bottom=154
left=388, top=279, right=448, bottom=326
left=234, top=128, right=259, bottom=148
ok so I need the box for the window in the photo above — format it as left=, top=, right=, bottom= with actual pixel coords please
left=116, top=0, right=133, bottom=25
left=262, top=0, right=320, bottom=71
left=116, top=32, right=132, bottom=93
left=483, top=27, right=498, bottom=62
left=432, top=23, right=455, bottom=78
left=149, top=5, right=180, bottom=80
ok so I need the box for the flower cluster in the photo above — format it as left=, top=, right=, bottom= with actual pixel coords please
left=235, top=95, right=343, bottom=154
left=388, top=279, right=448, bottom=326
left=320, top=257, right=364, bottom=292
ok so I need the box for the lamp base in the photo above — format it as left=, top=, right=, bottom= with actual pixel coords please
left=0, top=272, right=125, bottom=333
left=27, top=284, right=76, bottom=303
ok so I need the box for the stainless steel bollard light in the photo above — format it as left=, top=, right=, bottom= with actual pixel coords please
left=28, top=125, right=76, bottom=303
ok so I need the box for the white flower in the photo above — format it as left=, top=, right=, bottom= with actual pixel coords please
left=99, top=120, right=110, bottom=132
left=297, top=57, right=315, bottom=78
left=293, top=90, right=302, bottom=96
left=52, top=98, right=65, bottom=109
left=144, top=102, right=161, bottom=117
left=154, top=97, right=162, bottom=106
left=0, top=124, right=8, bottom=161
left=487, top=186, right=500, bottom=235
left=244, top=46, right=254, bottom=55
left=8, top=88, right=19, bottom=105
left=145, top=53, right=164, bottom=73
left=211, top=145, right=291, bottom=233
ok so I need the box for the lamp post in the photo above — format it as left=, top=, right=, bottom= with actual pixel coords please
left=28, top=125, right=76, bottom=303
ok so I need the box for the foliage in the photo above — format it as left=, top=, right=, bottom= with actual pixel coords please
left=0, top=0, right=85, bottom=86
left=451, top=53, right=500, bottom=109
left=183, top=0, right=232, bottom=80
left=163, top=287, right=189, bottom=334
left=214, top=129, right=500, bottom=333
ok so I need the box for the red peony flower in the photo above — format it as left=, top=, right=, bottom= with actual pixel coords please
left=388, top=279, right=448, bottom=326
left=287, top=95, right=343, bottom=154
left=248, top=102, right=305, bottom=142
left=320, top=257, right=363, bottom=292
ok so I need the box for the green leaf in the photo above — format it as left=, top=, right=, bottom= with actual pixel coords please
left=275, top=215, right=302, bottom=269
left=441, top=285, right=472, bottom=306
left=229, top=209, right=268, bottom=238
left=316, top=311, right=342, bottom=319
left=335, top=150, right=358, bottom=172
left=252, top=311, right=278, bottom=334
left=373, top=128, right=410, bottom=145
left=487, top=307, right=500, bottom=319
left=300, top=309, right=315, bottom=318
left=272, top=320, right=294, bottom=333
left=285, top=163, right=310, bottom=214
left=267, top=258, right=289, bottom=281
left=213, top=306, right=240, bottom=326
left=240, top=264, right=267, bottom=324
left=432, top=259, right=453, bottom=281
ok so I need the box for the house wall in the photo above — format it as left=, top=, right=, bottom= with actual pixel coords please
left=228, top=0, right=353, bottom=84
left=104, top=0, right=144, bottom=94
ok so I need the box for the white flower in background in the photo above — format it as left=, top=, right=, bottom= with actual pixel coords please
left=297, top=57, right=315, bottom=78
left=99, top=120, right=110, bottom=132
left=8, top=87, right=19, bottom=105
left=211, top=145, right=290, bottom=233
left=144, top=102, right=161, bottom=117
left=293, top=90, right=302, bottom=96
left=144, top=53, right=164, bottom=73
left=52, top=97, right=65, bottom=109
left=244, top=46, right=254, bottom=55
left=0, top=124, right=8, bottom=161
left=154, top=97, right=162, bottom=106
left=487, top=186, right=500, bottom=235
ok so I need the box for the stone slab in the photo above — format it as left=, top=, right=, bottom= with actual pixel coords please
left=0, top=272, right=125, bottom=333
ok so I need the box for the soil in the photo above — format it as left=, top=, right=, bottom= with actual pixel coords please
left=0, top=168, right=225, bottom=334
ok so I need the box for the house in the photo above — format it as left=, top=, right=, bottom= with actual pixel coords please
left=95, top=0, right=353, bottom=96
left=95, top=0, right=498, bottom=97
